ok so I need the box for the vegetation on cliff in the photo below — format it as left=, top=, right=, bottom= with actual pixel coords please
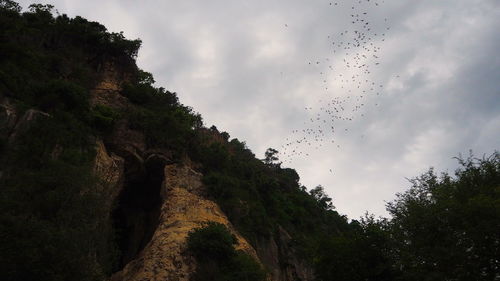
left=0, top=1, right=200, bottom=280
left=187, top=222, right=266, bottom=281
left=1, top=1, right=498, bottom=281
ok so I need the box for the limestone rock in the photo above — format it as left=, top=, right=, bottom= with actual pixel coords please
left=110, top=120, right=146, bottom=162
left=112, top=163, right=260, bottom=281
left=90, top=61, right=130, bottom=110
left=0, top=98, right=18, bottom=136
left=94, top=139, right=125, bottom=204
left=7, top=108, right=50, bottom=143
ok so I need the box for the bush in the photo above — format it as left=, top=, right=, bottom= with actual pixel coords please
left=91, top=104, right=120, bottom=133
left=0, top=115, right=117, bottom=281
left=187, top=222, right=266, bottom=281
left=187, top=222, right=236, bottom=261
left=34, top=80, right=89, bottom=114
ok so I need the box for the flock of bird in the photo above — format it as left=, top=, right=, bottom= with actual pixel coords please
left=278, top=0, right=394, bottom=169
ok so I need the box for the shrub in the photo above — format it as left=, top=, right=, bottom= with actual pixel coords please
left=187, top=222, right=236, bottom=261
left=91, top=104, right=120, bottom=133
left=187, top=222, right=266, bottom=281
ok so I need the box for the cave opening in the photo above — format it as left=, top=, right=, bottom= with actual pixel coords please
left=112, top=156, right=166, bottom=271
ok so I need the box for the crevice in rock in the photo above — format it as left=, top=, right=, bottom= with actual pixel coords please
left=112, top=155, right=165, bottom=271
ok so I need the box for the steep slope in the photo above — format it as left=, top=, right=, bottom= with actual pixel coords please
left=0, top=3, right=348, bottom=281
left=88, top=64, right=310, bottom=281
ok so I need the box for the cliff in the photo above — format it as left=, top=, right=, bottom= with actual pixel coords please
left=0, top=4, right=342, bottom=281
left=88, top=65, right=314, bottom=281
left=111, top=163, right=257, bottom=281
left=3, top=3, right=499, bottom=281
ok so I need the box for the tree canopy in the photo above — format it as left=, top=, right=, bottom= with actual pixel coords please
left=386, top=152, right=499, bottom=281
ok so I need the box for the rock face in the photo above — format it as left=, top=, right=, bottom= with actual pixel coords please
left=1, top=62, right=317, bottom=280
left=0, top=97, right=50, bottom=143
left=111, top=163, right=259, bottom=281
left=255, top=227, right=315, bottom=281
left=0, top=98, right=18, bottom=138
left=90, top=61, right=130, bottom=110
left=87, top=65, right=314, bottom=281
left=0, top=97, right=51, bottom=179
left=94, top=139, right=125, bottom=213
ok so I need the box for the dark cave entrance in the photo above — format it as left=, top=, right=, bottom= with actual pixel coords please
left=112, top=155, right=166, bottom=271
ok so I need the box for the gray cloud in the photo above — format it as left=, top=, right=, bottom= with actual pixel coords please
left=19, top=0, right=500, bottom=218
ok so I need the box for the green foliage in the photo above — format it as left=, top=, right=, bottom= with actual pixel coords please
left=0, top=0, right=21, bottom=12
left=195, top=130, right=499, bottom=281
left=187, top=222, right=237, bottom=260
left=122, top=82, right=177, bottom=106
left=316, top=152, right=499, bottom=281
left=314, top=215, right=396, bottom=281
left=309, top=185, right=334, bottom=210
left=187, top=222, right=266, bottom=281
left=263, top=147, right=280, bottom=166
left=0, top=0, right=141, bottom=104
left=191, top=132, right=350, bottom=263
left=386, top=152, right=500, bottom=281
left=0, top=114, right=118, bottom=281
left=0, top=3, right=205, bottom=280
left=2, top=3, right=498, bottom=281
left=0, top=2, right=149, bottom=280
left=0, top=161, right=117, bottom=281
left=198, top=143, right=230, bottom=171
left=33, top=80, right=89, bottom=114
left=137, top=69, right=155, bottom=85
left=128, top=104, right=201, bottom=150
left=28, top=3, right=54, bottom=14
left=122, top=79, right=202, bottom=151
left=90, top=104, right=120, bottom=133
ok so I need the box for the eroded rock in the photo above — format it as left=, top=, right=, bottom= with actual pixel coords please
left=112, top=163, right=260, bottom=281
left=94, top=139, right=125, bottom=202
left=90, top=61, right=130, bottom=110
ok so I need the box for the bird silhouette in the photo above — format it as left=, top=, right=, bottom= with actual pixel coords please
left=279, top=0, right=397, bottom=171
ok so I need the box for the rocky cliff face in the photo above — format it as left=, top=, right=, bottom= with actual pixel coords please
left=0, top=97, right=51, bottom=180
left=89, top=65, right=315, bottom=281
left=90, top=61, right=131, bottom=110
left=0, top=63, right=315, bottom=281
left=0, top=97, right=50, bottom=144
left=255, top=228, right=315, bottom=281
left=94, top=139, right=126, bottom=219
left=0, top=8, right=321, bottom=280
left=85, top=66, right=261, bottom=280
left=111, top=163, right=259, bottom=281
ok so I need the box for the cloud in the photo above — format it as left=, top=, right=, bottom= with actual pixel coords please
left=18, top=0, right=500, bottom=218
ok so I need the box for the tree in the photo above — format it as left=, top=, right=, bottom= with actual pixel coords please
left=28, top=3, right=54, bottom=14
left=263, top=148, right=280, bottom=166
left=137, top=70, right=155, bottom=85
left=187, top=222, right=236, bottom=261
left=309, top=185, right=334, bottom=210
left=386, top=152, right=500, bottom=281
left=187, top=222, right=266, bottom=281
left=314, top=215, right=395, bottom=281
left=0, top=0, right=21, bottom=12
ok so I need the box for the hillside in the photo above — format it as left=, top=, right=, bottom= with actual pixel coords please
left=1, top=2, right=499, bottom=281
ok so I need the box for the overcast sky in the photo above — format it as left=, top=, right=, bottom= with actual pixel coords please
left=19, top=0, right=499, bottom=219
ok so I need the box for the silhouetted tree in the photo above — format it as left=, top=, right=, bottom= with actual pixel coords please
left=0, top=0, right=21, bottom=12
left=264, top=148, right=280, bottom=166
left=310, top=185, right=334, bottom=210
left=387, top=152, right=500, bottom=281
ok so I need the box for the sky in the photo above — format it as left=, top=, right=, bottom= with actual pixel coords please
left=18, top=0, right=500, bottom=219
